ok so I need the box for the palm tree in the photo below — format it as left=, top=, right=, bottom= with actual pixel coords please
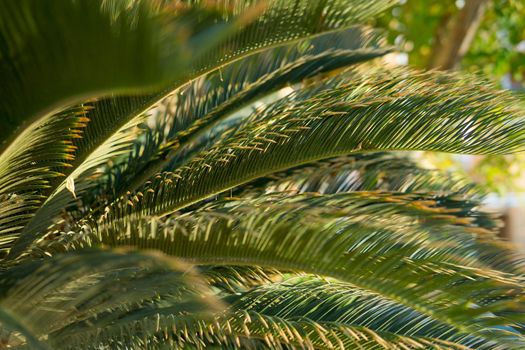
left=1, top=0, right=525, bottom=348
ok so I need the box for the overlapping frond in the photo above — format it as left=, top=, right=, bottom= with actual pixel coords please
left=93, top=27, right=390, bottom=200
left=81, top=192, right=517, bottom=272
left=56, top=309, right=478, bottom=349
left=63, top=0, right=396, bottom=178
left=2, top=1, right=525, bottom=349
left=202, top=265, right=281, bottom=294
left=0, top=249, right=220, bottom=349
left=38, top=192, right=525, bottom=347
left=0, top=307, right=47, bottom=349
left=210, top=278, right=498, bottom=349
left=6, top=0, right=396, bottom=260
left=97, top=66, right=525, bottom=221
left=236, top=152, right=479, bottom=196
left=0, top=0, right=231, bottom=146
left=0, top=106, right=90, bottom=257
left=0, top=0, right=236, bottom=258
left=41, top=276, right=500, bottom=349
left=66, top=0, right=394, bottom=189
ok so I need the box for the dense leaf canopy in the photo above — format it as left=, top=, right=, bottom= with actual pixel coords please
left=1, top=0, right=525, bottom=349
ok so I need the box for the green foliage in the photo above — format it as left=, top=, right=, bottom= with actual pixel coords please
left=1, top=1, right=525, bottom=349
left=463, top=0, right=525, bottom=81
left=376, top=0, right=525, bottom=194
left=376, top=0, right=525, bottom=77
left=375, top=0, right=457, bottom=68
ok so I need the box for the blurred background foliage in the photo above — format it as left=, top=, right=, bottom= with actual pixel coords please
left=374, top=0, right=525, bottom=195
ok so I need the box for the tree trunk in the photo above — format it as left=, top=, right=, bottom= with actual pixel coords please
left=428, top=0, right=489, bottom=70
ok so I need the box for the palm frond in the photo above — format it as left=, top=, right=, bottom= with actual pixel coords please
left=213, top=277, right=504, bottom=349
left=94, top=27, right=390, bottom=200
left=0, top=307, right=48, bottom=349
left=15, top=115, right=150, bottom=240
left=235, top=152, right=480, bottom=196
left=0, top=105, right=89, bottom=196
left=38, top=192, right=525, bottom=346
left=99, top=192, right=516, bottom=271
left=295, top=157, right=525, bottom=275
left=62, top=0, right=394, bottom=197
left=50, top=276, right=523, bottom=349
left=5, top=0, right=396, bottom=260
left=202, top=265, right=282, bottom=294
left=2, top=1, right=525, bottom=349
left=65, top=0, right=396, bottom=181
left=0, top=106, right=90, bottom=257
left=0, top=249, right=220, bottom=348
left=0, top=0, right=235, bottom=147
left=0, top=0, right=237, bottom=259
left=55, top=310, right=476, bottom=350
left=99, top=66, right=525, bottom=220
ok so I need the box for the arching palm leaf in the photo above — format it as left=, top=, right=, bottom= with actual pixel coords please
left=0, top=250, right=220, bottom=348
left=96, top=67, right=525, bottom=221
left=0, top=0, right=230, bottom=145
left=237, top=152, right=479, bottom=196
left=95, top=27, right=390, bottom=200
left=4, top=0, right=395, bottom=260
left=1, top=1, right=525, bottom=349
left=38, top=193, right=525, bottom=347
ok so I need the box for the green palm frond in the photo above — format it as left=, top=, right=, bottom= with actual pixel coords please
left=0, top=0, right=232, bottom=146
left=44, top=277, right=499, bottom=349
left=65, top=0, right=396, bottom=182
left=0, top=249, right=220, bottom=349
left=235, top=152, right=479, bottom=196
left=3, top=1, right=525, bottom=348
left=5, top=0, right=395, bottom=260
left=95, top=27, right=390, bottom=200
left=230, top=153, right=525, bottom=274
left=0, top=106, right=89, bottom=196
left=0, top=0, right=234, bottom=258
left=57, top=310, right=477, bottom=350
left=202, top=265, right=281, bottom=294
left=62, top=0, right=394, bottom=194
left=96, top=66, right=525, bottom=221
left=0, top=106, right=90, bottom=257
left=0, top=307, right=47, bottom=349
left=213, top=277, right=502, bottom=349
left=14, top=114, right=150, bottom=243
left=39, top=193, right=525, bottom=345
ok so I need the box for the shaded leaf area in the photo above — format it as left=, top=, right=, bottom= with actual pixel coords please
left=37, top=193, right=525, bottom=347
left=97, top=66, right=525, bottom=222
left=75, top=191, right=521, bottom=274
left=65, top=0, right=396, bottom=186
left=201, top=265, right=281, bottom=294
left=4, top=106, right=153, bottom=261
left=179, top=151, right=525, bottom=275
left=214, top=278, right=497, bottom=349
left=229, top=155, right=525, bottom=275
left=1, top=1, right=525, bottom=349
left=18, top=35, right=384, bottom=260
left=63, top=0, right=395, bottom=198
left=89, top=27, right=389, bottom=203
left=0, top=0, right=236, bottom=259
left=50, top=278, right=490, bottom=349
left=0, top=106, right=90, bottom=257
left=6, top=1, right=396, bottom=261
left=0, top=308, right=47, bottom=350
left=0, top=250, right=220, bottom=349
left=0, top=0, right=234, bottom=145
left=237, top=152, right=480, bottom=197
